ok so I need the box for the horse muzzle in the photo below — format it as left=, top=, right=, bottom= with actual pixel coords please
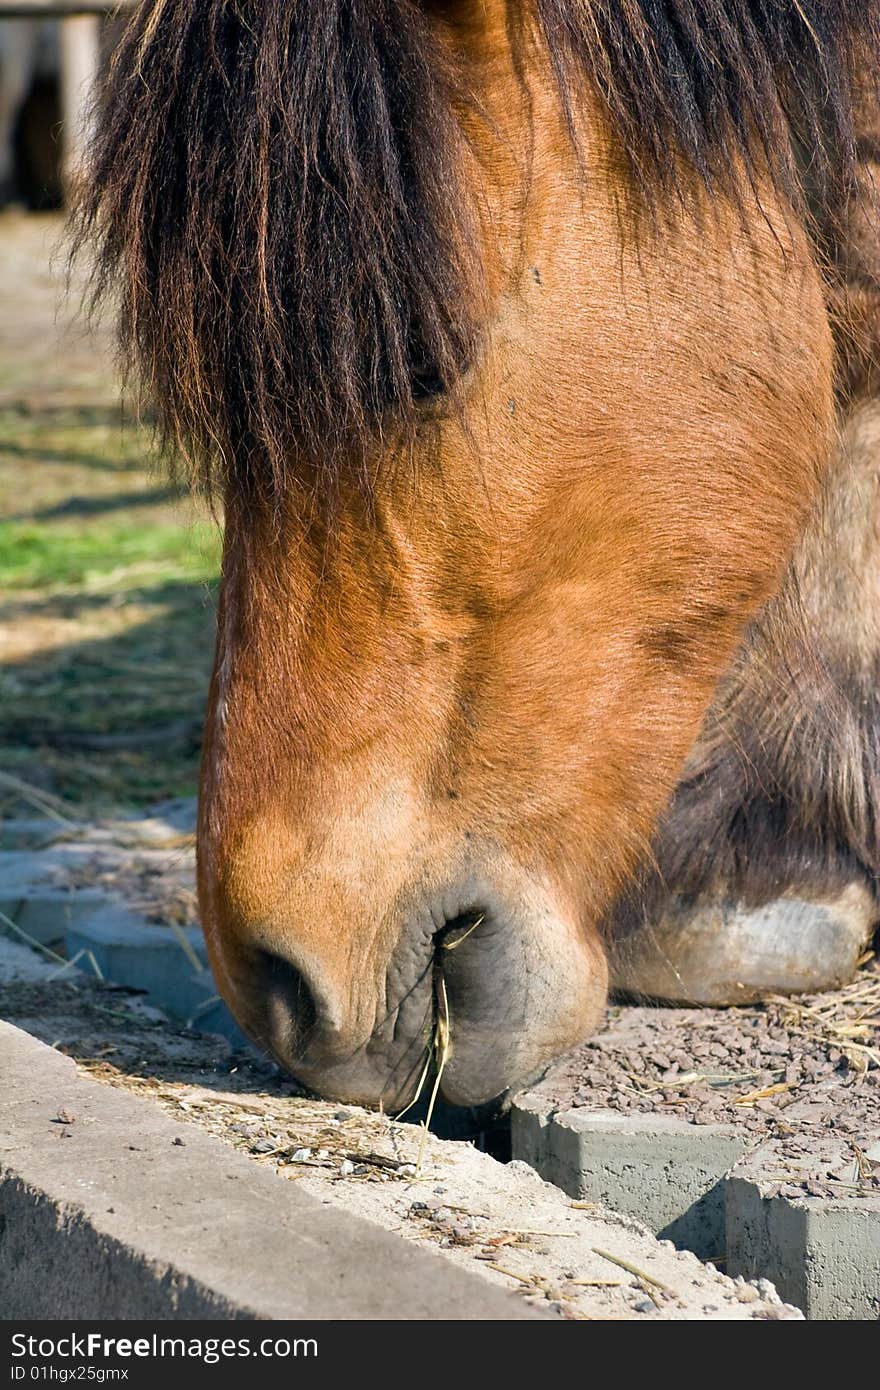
left=220, top=873, right=608, bottom=1111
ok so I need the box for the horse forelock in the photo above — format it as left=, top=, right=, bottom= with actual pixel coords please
left=72, top=0, right=880, bottom=503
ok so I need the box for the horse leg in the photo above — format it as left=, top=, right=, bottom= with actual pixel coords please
left=0, top=20, right=39, bottom=204
left=608, top=97, right=880, bottom=1005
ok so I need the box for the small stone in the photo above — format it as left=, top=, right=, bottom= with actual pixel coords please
left=55, top=1109, right=76, bottom=1125
left=779, top=1183, right=805, bottom=1199
left=398, top=1163, right=417, bottom=1178
left=756, top=1279, right=780, bottom=1302
left=172, top=1136, right=185, bottom=1147
left=253, top=1139, right=277, bottom=1154
left=290, top=1147, right=312, bottom=1163
left=339, top=1159, right=355, bottom=1176
left=736, top=1285, right=760, bottom=1304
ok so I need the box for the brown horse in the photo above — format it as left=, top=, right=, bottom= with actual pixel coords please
left=76, top=1, right=880, bottom=1110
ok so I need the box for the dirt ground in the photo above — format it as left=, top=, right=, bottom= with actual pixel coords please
left=0, top=213, right=111, bottom=411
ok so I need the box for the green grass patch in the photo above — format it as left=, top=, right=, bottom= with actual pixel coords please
left=0, top=517, right=221, bottom=592
left=0, top=403, right=222, bottom=815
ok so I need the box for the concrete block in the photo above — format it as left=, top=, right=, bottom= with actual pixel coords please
left=0, top=1020, right=538, bottom=1320
left=512, top=1098, right=748, bottom=1260
left=66, top=904, right=205, bottom=1005
left=0, top=820, right=77, bottom=851
left=0, top=847, right=128, bottom=947
left=511, top=981, right=880, bottom=1320
left=0, top=846, right=238, bottom=1039
left=65, top=905, right=249, bottom=1045
left=726, top=1156, right=880, bottom=1320
left=0, top=887, right=108, bottom=947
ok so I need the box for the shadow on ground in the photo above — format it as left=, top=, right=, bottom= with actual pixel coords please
left=0, top=577, right=217, bottom=811
left=4, top=486, right=183, bottom=525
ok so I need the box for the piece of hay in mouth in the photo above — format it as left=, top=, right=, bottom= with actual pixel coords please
left=417, top=974, right=452, bottom=1172
left=396, top=915, right=486, bottom=1128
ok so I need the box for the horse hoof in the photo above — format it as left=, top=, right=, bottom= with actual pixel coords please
left=610, top=883, right=877, bottom=1005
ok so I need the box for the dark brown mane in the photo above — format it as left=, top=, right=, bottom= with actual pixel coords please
left=539, top=1, right=879, bottom=214
left=73, top=1, right=880, bottom=499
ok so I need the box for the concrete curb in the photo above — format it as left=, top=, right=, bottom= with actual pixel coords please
left=0, top=888, right=108, bottom=949
left=66, top=907, right=203, bottom=1004
left=65, top=909, right=247, bottom=1044
left=0, top=1020, right=541, bottom=1321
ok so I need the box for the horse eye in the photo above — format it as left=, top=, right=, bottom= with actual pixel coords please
left=411, top=369, right=446, bottom=401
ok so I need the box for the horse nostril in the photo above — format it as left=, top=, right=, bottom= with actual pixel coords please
left=434, top=910, right=487, bottom=956
left=256, top=949, right=319, bottom=1055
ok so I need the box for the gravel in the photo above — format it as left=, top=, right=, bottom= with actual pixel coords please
left=527, top=963, right=880, bottom=1202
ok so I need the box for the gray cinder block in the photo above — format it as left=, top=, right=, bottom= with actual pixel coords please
left=512, top=1098, right=749, bottom=1260
left=726, top=1161, right=880, bottom=1320
left=65, top=906, right=249, bottom=1046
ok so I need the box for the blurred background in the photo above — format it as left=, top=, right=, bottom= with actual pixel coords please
left=0, top=2, right=220, bottom=828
